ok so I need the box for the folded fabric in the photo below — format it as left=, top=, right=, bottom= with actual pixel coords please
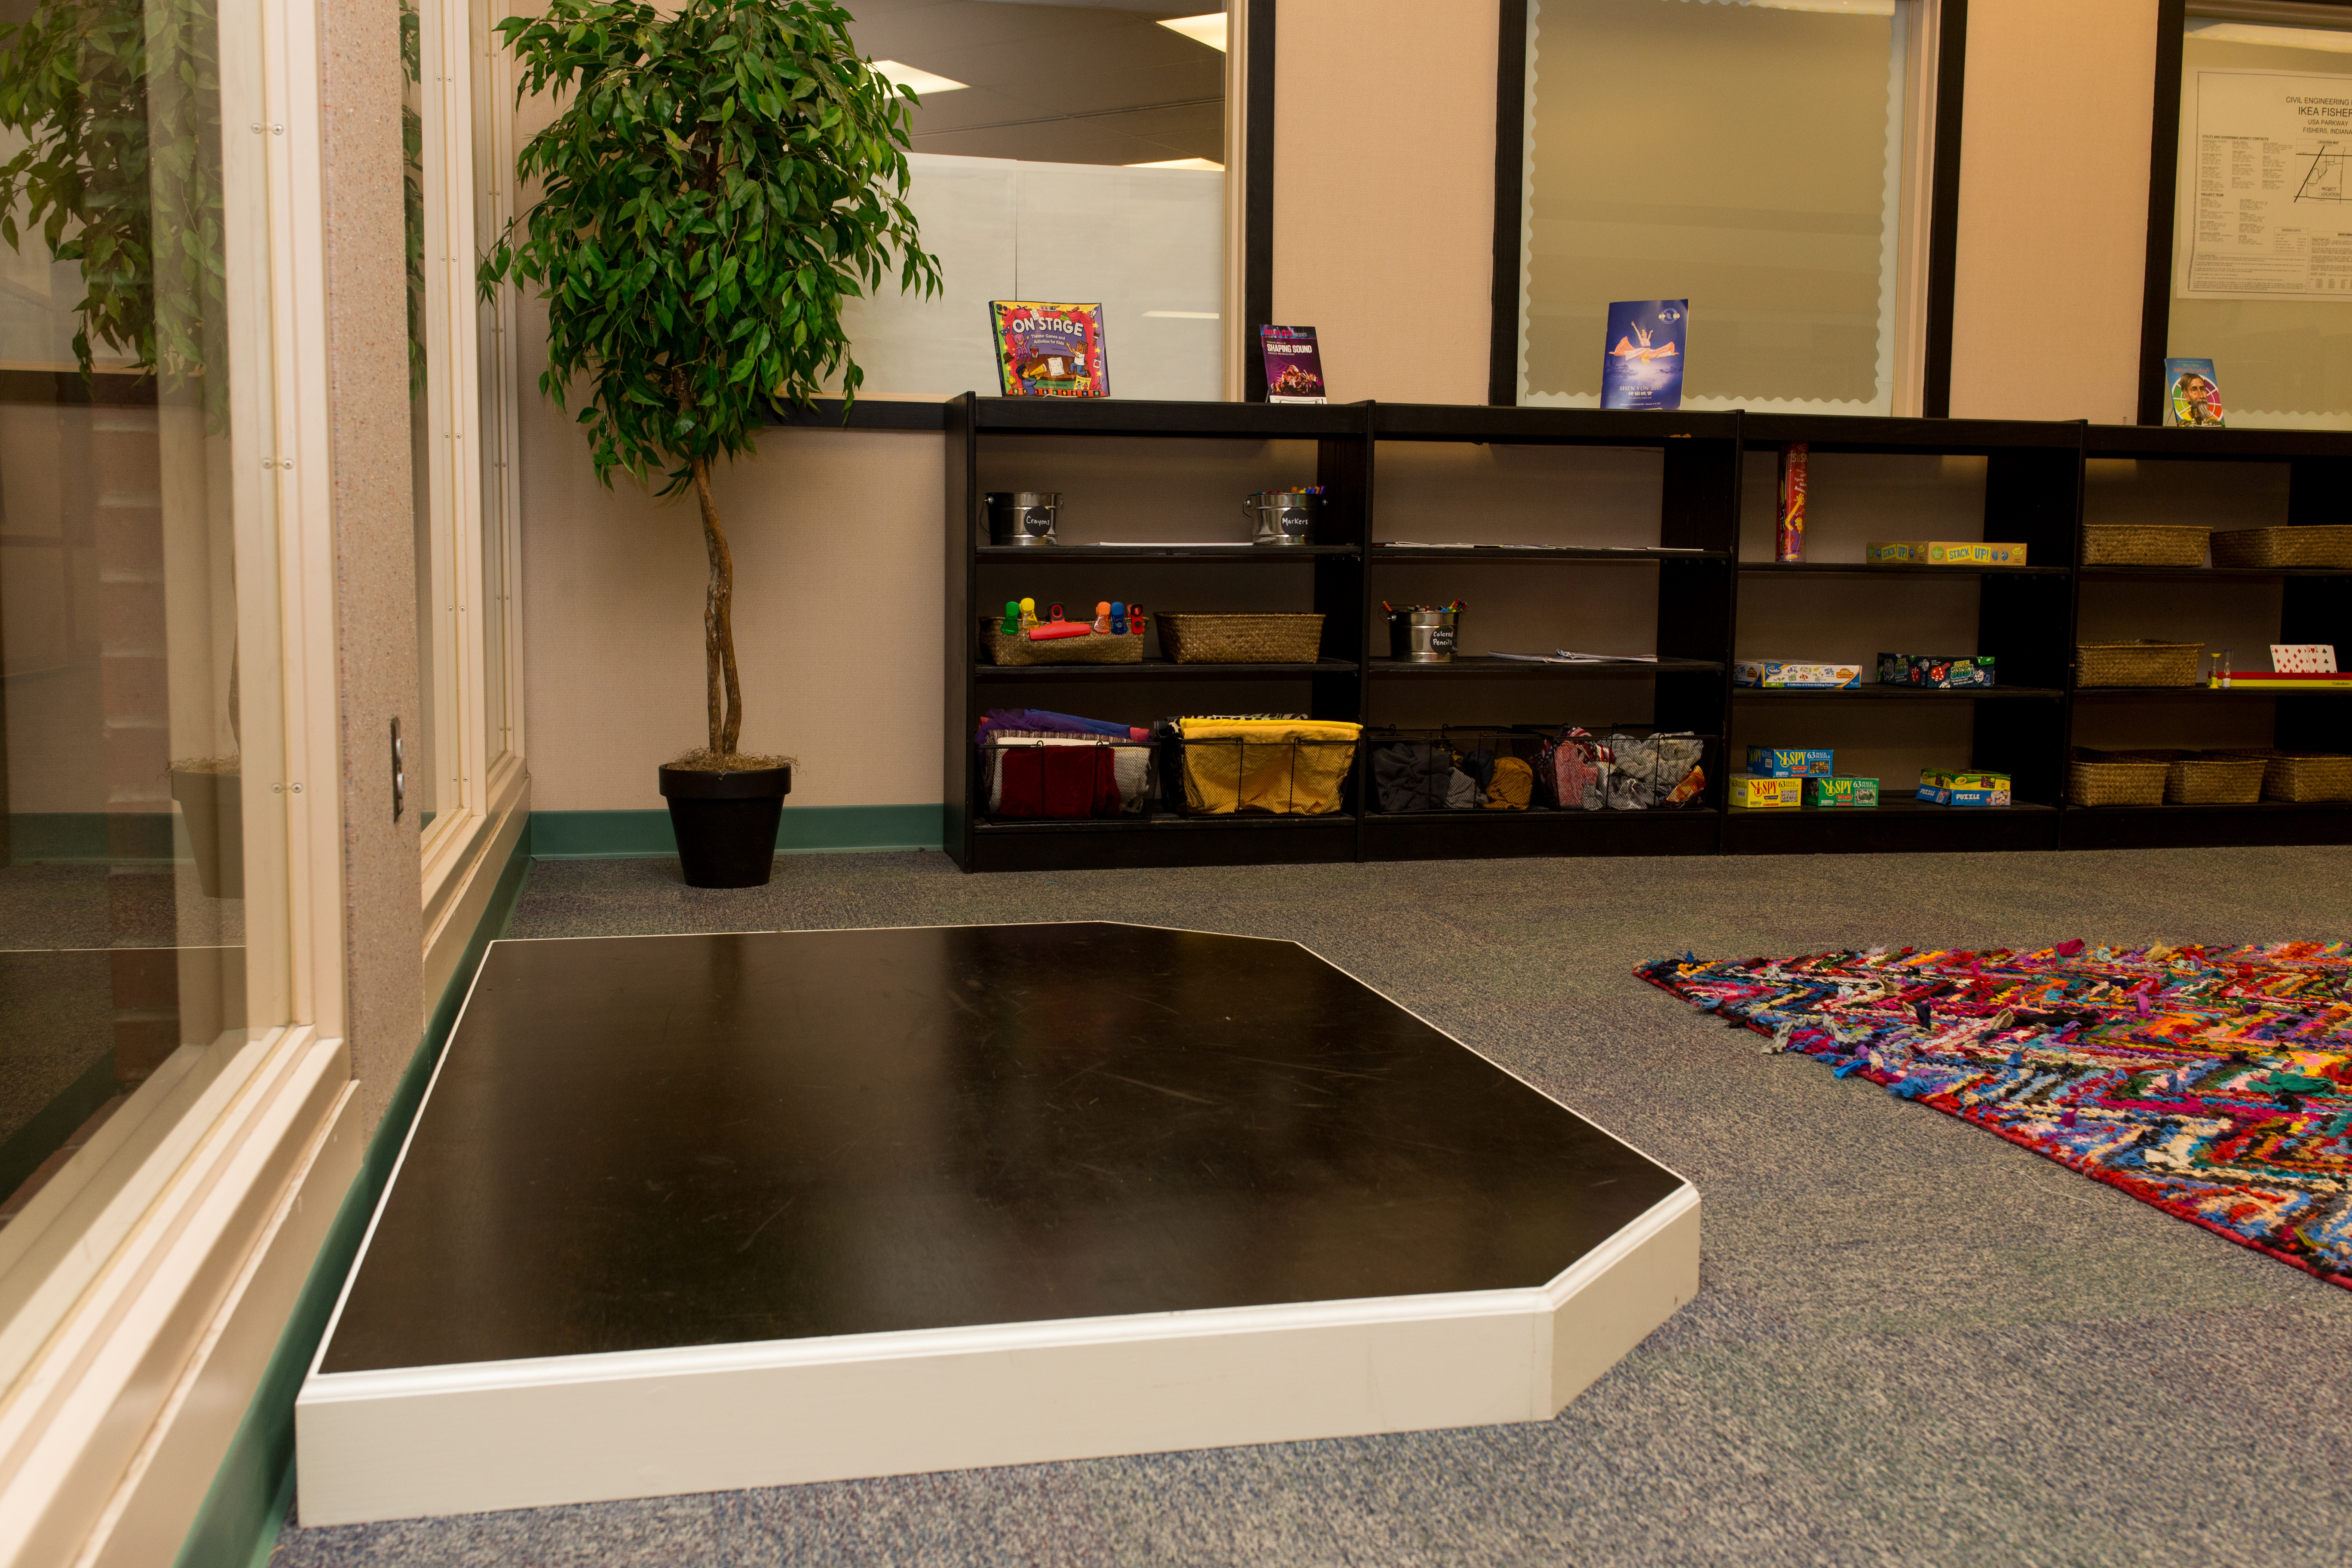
left=1179, top=718, right=1361, bottom=815
left=1372, top=741, right=1453, bottom=812
left=1446, top=767, right=1482, bottom=810
left=984, top=733, right=1152, bottom=814
left=978, top=708, right=1149, bottom=742
left=1484, top=755, right=1534, bottom=810
left=996, top=745, right=1119, bottom=818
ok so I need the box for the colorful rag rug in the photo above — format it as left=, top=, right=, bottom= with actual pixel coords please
left=1639, top=940, right=2352, bottom=1290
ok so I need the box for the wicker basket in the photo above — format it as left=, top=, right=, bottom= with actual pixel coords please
left=2209, top=525, right=2352, bottom=569
left=1156, top=612, right=1325, bottom=664
left=2074, top=640, right=2205, bottom=687
left=2261, top=753, right=2352, bottom=802
left=979, top=619, right=1144, bottom=666
left=2067, top=753, right=2171, bottom=807
left=2165, top=754, right=2267, bottom=805
left=2081, top=524, right=2209, bottom=567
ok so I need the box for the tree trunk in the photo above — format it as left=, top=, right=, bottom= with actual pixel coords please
left=691, top=453, right=741, bottom=757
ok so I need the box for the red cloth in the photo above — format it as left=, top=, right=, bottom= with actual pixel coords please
left=998, top=747, right=1120, bottom=818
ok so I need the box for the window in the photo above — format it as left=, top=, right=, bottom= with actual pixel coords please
left=0, top=0, right=307, bottom=1426
left=836, top=0, right=1234, bottom=400
left=1504, top=0, right=1944, bottom=415
left=2161, top=3, right=2352, bottom=428
left=407, top=0, right=523, bottom=908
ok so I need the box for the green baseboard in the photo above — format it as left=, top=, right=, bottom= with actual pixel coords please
left=527, top=803, right=944, bottom=858
left=172, top=827, right=534, bottom=1568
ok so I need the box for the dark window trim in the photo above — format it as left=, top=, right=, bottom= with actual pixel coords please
left=2138, top=0, right=2352, bottom=425
left=1488, top=0, right=1530, bottom=406
left=1243, top=0, right=1277, bottom=402
left=1921, top=0, right=1968, bottom=418
left=1488, top=0, right=1967, bottom=417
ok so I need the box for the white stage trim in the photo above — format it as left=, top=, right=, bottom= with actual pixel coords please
left=295, top=1183, right=1697, bottom=1524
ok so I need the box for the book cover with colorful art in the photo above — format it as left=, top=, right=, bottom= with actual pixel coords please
left=1601, top=299, right=1686, bottom=411
left=990, top=302, right=1109, bottom=398
left=2164, top=357, right=2225, bottom=427
left=1259, top=325, right=1327, bottom=403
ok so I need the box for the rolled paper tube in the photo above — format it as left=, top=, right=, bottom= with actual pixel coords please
left=1776, top=443, right=1807, bottom=563
left=1028, top=622, right=1093, bottom=641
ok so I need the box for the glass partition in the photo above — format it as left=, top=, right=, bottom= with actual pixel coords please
left=1511, top=0, right=1926, bottom=413
left=0, top=0, right=288, bottom=1345
left=839, top=1, right=1228, bottom=399
left=2167, top=11, right=2352, bottom=429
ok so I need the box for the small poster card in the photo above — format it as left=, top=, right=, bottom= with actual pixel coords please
left=990, top=302, right=1109, bottom=398
left=2165, top=358, right=2225, bottom=427
left=1259, top=325, right=1327, bottom=403
left=1602, top=300, right=1686, bottom=411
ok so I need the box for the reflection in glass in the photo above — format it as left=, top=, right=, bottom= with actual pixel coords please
left=1515, top=0, right=1910, bottom=412
left=407, top=0, right=457, bottom=827
left=0, top=0, right=281, bottom=1238
left=838, top=2, right=1226, bottom=399
left=471, top=0, right=508, bottom=761
left=2169, top=22, right=2352, bottom=429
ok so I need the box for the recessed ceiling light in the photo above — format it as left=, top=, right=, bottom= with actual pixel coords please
left=1126, top=157, right=1225, bottom=171
left=1143, top=310, right=1220, bottom=319
left=2187, top=20, right=2352, bottom=54
left=869, top=60, right=968, bottom=95
left=1736, top=0, right=1893, bottom=13
left=1158, top=13, right=1228, bottom=52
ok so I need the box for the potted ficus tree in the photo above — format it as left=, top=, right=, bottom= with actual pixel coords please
left=484, top=0, right=939, bottom=887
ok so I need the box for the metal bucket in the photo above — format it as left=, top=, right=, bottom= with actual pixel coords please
left=1386, top=608, right=1459, bottom=663
left=1243, top=490, right=1319, bottom=547
left=985, top=491, right=1060, bottom=546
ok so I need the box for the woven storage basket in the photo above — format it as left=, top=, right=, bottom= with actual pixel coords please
left=2067, top=754, right=2171, bottom=807
left=2209, top=525, right=2352, bottom=569
left=2261, top=753, right=2352, bottom=802
left=978, top=619, right=1143, bottom=666
left=2081, top=524, right=2209, bottom=567
left=1156, top=612, right=1324, bottom=664
left=2166, top=754, right=2268, bottom=805
left=2075, top=640, right=2204, bottom=686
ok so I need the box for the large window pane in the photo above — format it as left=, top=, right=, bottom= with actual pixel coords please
left=1514, top=0, right=1916, bottom=413
left=840, top=2, right=1227, bottom=399
left=2168, top=15, right=2352, bottom=429
left=471, top=0, right=510, bottom=762
left=408, top=0, right=458, bottom=829
left=0, top=0, right=286, bottom=1335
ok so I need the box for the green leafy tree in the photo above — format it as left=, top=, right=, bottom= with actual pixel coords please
left=0, top=0, right=224, bottom=412
left=483, top=0, right=940, bottom=761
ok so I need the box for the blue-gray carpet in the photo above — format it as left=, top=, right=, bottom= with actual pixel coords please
left=270, top=845, right=2352, bottom=1567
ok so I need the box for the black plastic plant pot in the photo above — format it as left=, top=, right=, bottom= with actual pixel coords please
left=657, top=763, right=792, bottom=888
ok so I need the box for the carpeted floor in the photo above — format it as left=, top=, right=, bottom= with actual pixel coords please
left=270, top=845, right=2352, bottom=1568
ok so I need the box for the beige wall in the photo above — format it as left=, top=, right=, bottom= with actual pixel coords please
left=519, top=1, right=2181, bottom=815
left=1947, top=0, right=2158, bottom=422
left=323, top=0, right=425, bottom=1135
left=1270, top=0, right=1500, bottom=404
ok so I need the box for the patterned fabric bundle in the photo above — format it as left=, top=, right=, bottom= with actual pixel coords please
left=1640, top=941, right=2352, bottom=1290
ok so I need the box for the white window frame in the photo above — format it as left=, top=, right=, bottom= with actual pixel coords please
left=0, top=0, right=358, bottom=1557
left=414, top=0, right=527, bottom=989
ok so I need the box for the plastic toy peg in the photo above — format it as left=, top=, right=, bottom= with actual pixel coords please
left=1128, top=603, right=1146, bottom=634
left=1047, top=603, right=1066, bottom=622
left=1094, top=600, right=1112, bottom=633
left=1000, top=600, right=1020, bottom=635
left=1019, top=597, right=1038, bottom=631
left=1110, top=600, right=1127, bottom=635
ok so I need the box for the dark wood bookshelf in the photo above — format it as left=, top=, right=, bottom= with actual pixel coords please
left=943, top=398, right=2352, bottom=870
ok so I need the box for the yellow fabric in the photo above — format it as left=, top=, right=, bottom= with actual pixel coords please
left=1179, top=718, right=1362, bottom=815
left=1484, top=755, right=1534, bottom=810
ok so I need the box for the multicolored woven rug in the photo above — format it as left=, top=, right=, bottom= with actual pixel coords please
left=1640, top=941, right=2352, bottom=1290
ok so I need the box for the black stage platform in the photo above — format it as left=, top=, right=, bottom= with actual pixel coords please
left=300, top=923, right=1699, bottom=1522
